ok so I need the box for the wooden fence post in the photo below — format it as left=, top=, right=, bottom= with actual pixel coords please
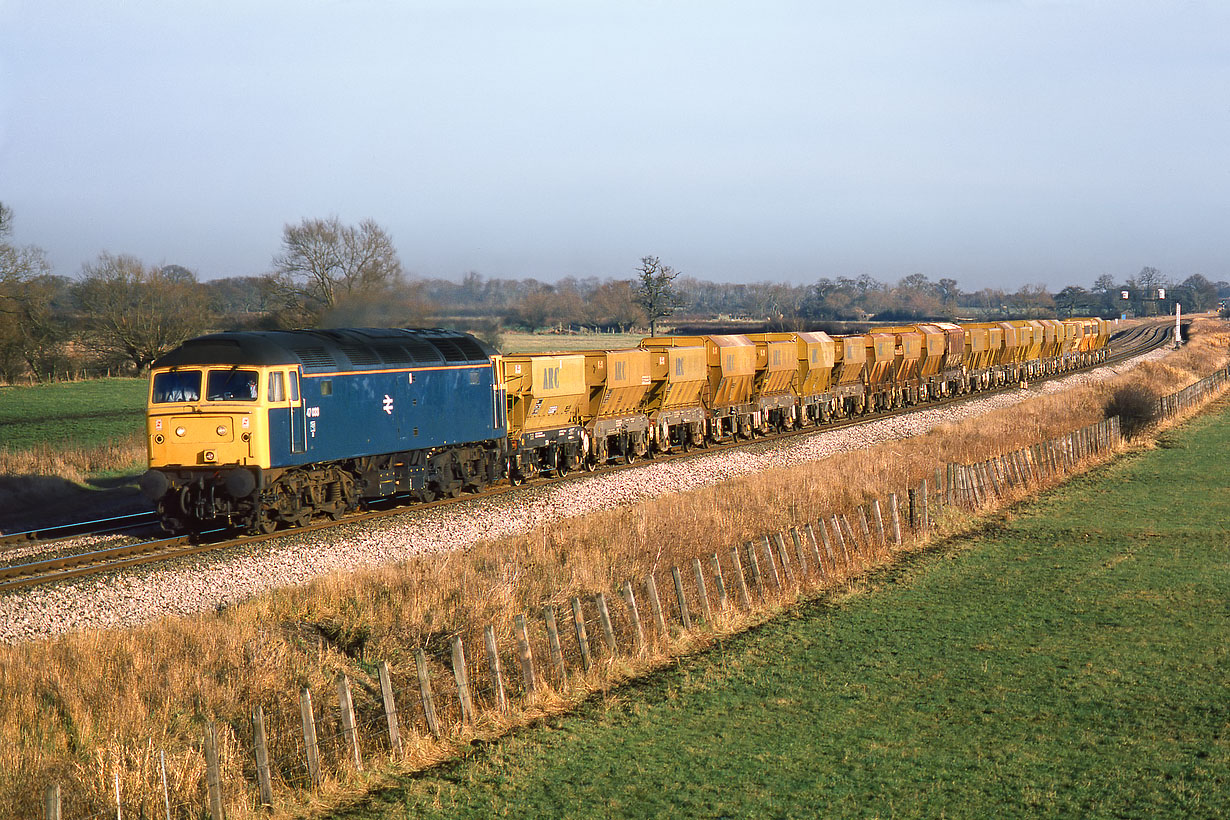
left=644, top=574, right=668, bottom=636
left=337, top=674, right=362, bottom=769
left=918, top=480, right=929, bottom=538
left=839, top=514, right=860, bottom=562
left=570, top=598, right=593, bottom=673
left=543, top=606, right=567, bottom=681
left=857, top=507, right=873, bottom=552
left=803, top=523, right=826, bottom=577
left=483, top=625, right=509, bottom=712
left=761, top=535, right=782, bottom=590
left=450, top=636, right=475, bottom=724
left=907, top=488, right=917, bottom=528
left=988, top=459, right=1004, bottom=495
left=299, top=688, right=322, bottom=788
left=789, top=528, right=808, bottom=578
left=595, top=593, right=618, bottom=653
left=377, top=661, right=403, bottom=755
left=204, top=721, right=226, bottom=820
left=871, top=500, right=886, bottom=548
left=160, top=751, right=172, bottom=820
left=413, top=648, right=442, bottom=738
left=692, top=558, right=714, bottom=623
left=827, top=515, right=849, bottom=568
left=729, top=546, right=751, bottom=609
left=252, top=706, right=274, bottom=807
left=621, top=581, right=646, bottom=653
left=514, top=613, right=539, bottom=692
left=772, top=533, right=795, bottom=585
left=744, top=540, right=764, bottom=597
left=888, top=493, right=902, bottom=547
left=710, top=553, right=729, bottom=610
left=671, top=566, right=694, bottom=629
left=44, top=785, right=60, bottom=820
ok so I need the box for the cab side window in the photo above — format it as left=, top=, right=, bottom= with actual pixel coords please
left=288, top=371, right=300, bottom=402
left=268, top=371, right=285, bottom=402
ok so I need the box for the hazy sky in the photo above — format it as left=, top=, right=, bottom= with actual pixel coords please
left=1, top=1, right=1227, bottom=290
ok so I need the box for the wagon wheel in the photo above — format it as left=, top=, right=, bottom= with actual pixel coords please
left=582, top=457, right=597, bottom=472
left=510, top=471, right=526, bottom=486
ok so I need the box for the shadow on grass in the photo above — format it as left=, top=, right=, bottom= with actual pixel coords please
left=0, top=473, right=151, bottom=534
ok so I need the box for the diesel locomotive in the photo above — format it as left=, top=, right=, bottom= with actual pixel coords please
left=141, top=318, right=1108, bottom=533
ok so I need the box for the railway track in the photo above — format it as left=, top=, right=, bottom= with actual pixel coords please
left=0, top=320, right=1174, bottom=595
left=0, top=511, right=161, bottom=548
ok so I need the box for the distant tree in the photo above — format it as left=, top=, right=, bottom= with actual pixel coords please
left=635, top=256, right=685, bottom=336
left=506, top=285, right=582, bottom=331
left=586, top=279, right=643, bottom=331
left=74, top=254, right=210, bottom=372
left=936, top=277, right=961, bottom=309
left=1135, top=266, right=1164, bottom=295
left=268, top=216, right=403, bottom=325
left=0, top=204, right=70, bottom=381
left=1180, top=274, right=1218, bottom=312
left=1091, top=273, right=1116, bottom=294
left=1054, top=285, right=1090, bottom=317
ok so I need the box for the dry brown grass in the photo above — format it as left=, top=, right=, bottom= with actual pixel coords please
left=1, top=318, right=1228, bottom=819
left=0, top=435, right=145, bottom=484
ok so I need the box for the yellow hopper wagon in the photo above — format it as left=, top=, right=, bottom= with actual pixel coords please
left=879, top=326, right=925, bottom=405
left=863, top=333, right=900, bottom=411
left=501, top=352, right=587, bottom=482
left=746, top=332, right=802, bottom=432
left=644, top=335, right=757, bottom=441
left=583, top=348, right=653, bottom=466
left=831, top=334, right=868, bottom=415
left=792, top=331, right=838, bottom=424
left=640, top=341, right=709, bottom=452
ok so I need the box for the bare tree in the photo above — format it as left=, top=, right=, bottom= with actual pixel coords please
left=0, top=204, right=69, bottom=381
left=74, top=253, right=210, bottom=372
left=268, top=216, right=403, bottom=325
left=635, top=256, right=685, bottom=336
left=586, top=279, right=643, bottom=331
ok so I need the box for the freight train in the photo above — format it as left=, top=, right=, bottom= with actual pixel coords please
left=140, top=318, right=1109, bottom=533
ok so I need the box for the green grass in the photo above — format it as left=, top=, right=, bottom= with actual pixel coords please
left=0, top=378, right=146, bottom=451
left=339, top=405, right=1230, bottom=819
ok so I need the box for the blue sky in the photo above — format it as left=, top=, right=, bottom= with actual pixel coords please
left=1, top=0, right=1227, bottom=289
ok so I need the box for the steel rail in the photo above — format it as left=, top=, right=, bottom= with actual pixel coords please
left=0, top=320, right=1173, bottom=595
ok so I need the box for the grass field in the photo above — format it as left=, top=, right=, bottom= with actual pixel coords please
left=499, top=331, right=648, bottom=354
left=339, top=403, right=1230, bottom=819
left=0, top=377, right=146, bottom=451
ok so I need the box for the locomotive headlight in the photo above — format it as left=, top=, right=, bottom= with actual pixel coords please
left=175, top=426, right=186, bottom=437
left=216, top=424, right=228, bottom=436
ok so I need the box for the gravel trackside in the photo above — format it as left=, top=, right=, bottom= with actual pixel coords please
left=0, top=349, right=1169, bottom=644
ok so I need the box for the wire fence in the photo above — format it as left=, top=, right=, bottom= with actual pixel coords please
left=34, top=366, right=1230, bottom=820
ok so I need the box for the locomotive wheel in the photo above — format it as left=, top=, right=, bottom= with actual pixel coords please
left=253, top=511, right=278, bottom=535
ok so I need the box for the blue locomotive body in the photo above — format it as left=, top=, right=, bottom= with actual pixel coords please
left=144, top=327, right=508, bottom=532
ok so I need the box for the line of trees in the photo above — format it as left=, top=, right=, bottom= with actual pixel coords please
left=1, top=203, right=1227, bottom=384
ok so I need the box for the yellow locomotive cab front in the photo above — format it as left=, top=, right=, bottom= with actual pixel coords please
left=147, top=366, right=268, bottom=469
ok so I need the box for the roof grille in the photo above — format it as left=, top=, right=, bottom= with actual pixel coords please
left=292, top=346, right=336, bottom=368
left=339, top=344, right=381, bottom=367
